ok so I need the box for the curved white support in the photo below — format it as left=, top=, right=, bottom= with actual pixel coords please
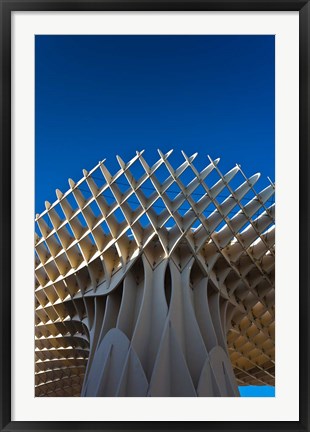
left=35, top=150, right=275, bottom=396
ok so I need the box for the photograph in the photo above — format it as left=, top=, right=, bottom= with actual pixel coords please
left=34, top=34, right=275, bottom=398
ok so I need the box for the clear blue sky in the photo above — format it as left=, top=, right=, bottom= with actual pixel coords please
left=35, top=35, right=275, bottom=397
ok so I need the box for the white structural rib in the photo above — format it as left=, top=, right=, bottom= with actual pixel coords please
left=35, top=150, right=275, bottom=397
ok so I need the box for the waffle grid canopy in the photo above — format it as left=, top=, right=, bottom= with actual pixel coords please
left=35, top=150, right=275, bottom=397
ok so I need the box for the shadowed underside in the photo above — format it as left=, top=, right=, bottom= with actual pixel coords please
left=35, top=150, right=275, bottom=397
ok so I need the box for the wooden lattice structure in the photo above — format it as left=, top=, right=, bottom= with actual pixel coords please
left=35, top=150, right=275, bottom=397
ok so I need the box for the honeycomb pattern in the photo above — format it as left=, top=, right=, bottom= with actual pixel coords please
left=35, top=150, right=275, bottom=396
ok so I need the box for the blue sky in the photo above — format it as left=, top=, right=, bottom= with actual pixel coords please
left=239, top=385, right=275, bottom=397
left=35, top=35, right=275, bottom=397
left=35, top=35, right=275, bottom=213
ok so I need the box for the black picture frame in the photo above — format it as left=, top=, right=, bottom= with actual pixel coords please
left=1, top=1, right=309, bottom=431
